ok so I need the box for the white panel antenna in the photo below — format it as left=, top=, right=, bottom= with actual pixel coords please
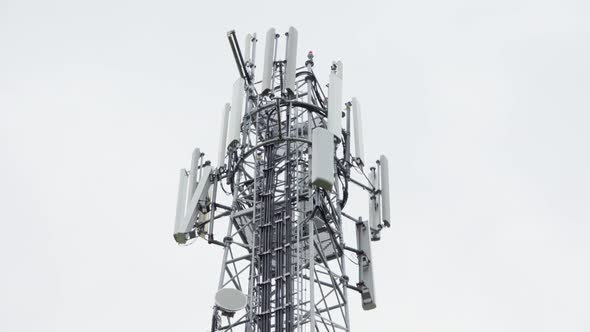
left=217, top=103, right=231, bottom=166
left=188, top=148, right=201, bottom=197
left=352, top=97, right=365, bottom=164
left=262, top=28, right=276, bottom=93
left=248, top=33, right=258, bottom=79
left=251, top=33, right=258, bottom=71
left=328, top=61, right=343, bottom=137
left=175, top=165, right=213, bottom=241
left=375, top=164, right=382, bottom=227
left=379, top=155, right=391, bottom=227
left=356, top=218, right=377, bottom=310
left=311, top=127, right=335, bottom=191
left=285, top=26, right=298, bottom=95
left=368, top=166, right=382, bottom=241
left=244, top=33, right=252, bottom=64
left=174, top=169, right=188, bottom=242
left=227, top=78, right=245, bottom=147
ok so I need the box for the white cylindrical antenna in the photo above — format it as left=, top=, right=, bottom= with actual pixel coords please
left=217, top=103, right=231, bottom=166
left=351, top=97, right=365, bottom=164
left=188, top=148, right=201, bottom=197
left=285, top=26, right=298, bottom=95
left=328, top=61, right=343, bottom=137
left=244, top=34, right=252, bottom=64
left=379, top=155, right=391, bottom=227
left=262, top=28, right=276, bottom=93
left=174, top=169, right=188, bottom=240
left=228, top=78, right=245, bottom=147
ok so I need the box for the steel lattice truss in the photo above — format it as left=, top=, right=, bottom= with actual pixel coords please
left=173, top=28, right=391, bottom=332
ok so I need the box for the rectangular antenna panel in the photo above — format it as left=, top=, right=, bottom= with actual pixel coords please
left=352, top=97, right=365, bottom=163
left=251, top=33, right=258, bottom=68
left=174, top=169, right=188, bottom=236
left=356, top=218, right=377, bottom=310
left=379, top=155, right=391, bottom=227
left=262, top=28, right=276, bottom=92
left=217, top=103, right=230, bottom=166
left=227, top=78, right=245, bottom=146
left=369, top=168, right=382, bottom=240
left=328, top=61, right=343, bottom=137
left=376, top=165, right=382, bottom=229
left=285, top=26, right=298, bottom=94
left=177, top=165, right=213, bottom=236
left=188, top=148, right=200, bottom=196
left=244, top=33, right=252, bottom=63
left=311, top=127, right=334, bottom=191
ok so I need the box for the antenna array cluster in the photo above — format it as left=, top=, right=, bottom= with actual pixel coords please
left=172, top=27, right=392, bottom=332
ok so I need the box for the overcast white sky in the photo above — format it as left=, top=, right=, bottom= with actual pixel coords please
left=1, top=0, right=590, bottom=331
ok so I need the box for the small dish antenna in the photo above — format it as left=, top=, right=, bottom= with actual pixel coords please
left=214, top=288, right=248, bottom=314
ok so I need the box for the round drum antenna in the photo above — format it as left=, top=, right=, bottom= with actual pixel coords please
left=214, top=288, right=247, bottom=314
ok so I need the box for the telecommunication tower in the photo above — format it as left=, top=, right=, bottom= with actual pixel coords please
left=173, top=27, right=391, bottom=332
